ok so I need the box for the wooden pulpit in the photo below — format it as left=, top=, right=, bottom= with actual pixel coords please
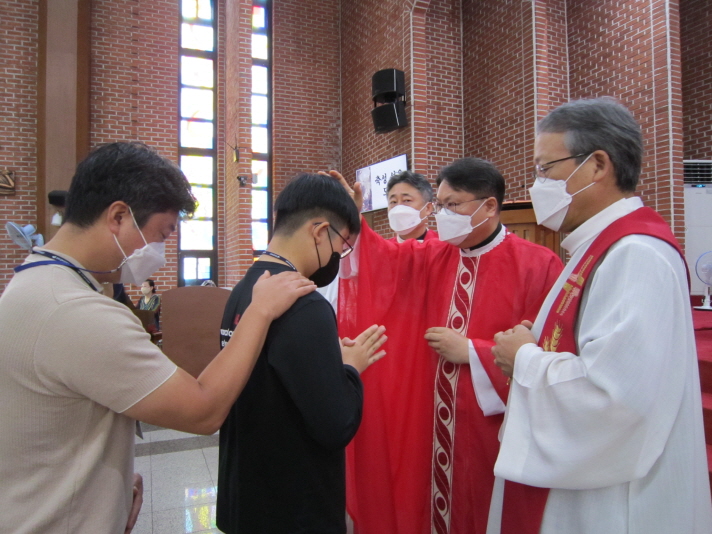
left=160, top=285, right=231, bottom=378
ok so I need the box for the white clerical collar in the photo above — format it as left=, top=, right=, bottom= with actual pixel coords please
left=460, top=224, right=507, bottom=258
left=561, top=196, right=644, bottom=255
left=396, top=229, right=429, bottom=243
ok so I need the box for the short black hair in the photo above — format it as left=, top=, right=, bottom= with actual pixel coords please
left=386, top=170, right=434, bottom=202
left=537, top=97, right=643, bottom=192
left=64, top=142, right=196, bottom=228
left=436, top=158, right=505, bottom=210
left=273, top=173, right=360, bottom=237
left=145, top=279, right=156, bottom=293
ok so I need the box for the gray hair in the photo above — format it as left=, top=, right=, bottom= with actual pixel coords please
left=386, top=170, right=434, bottom=203
left=537, top=97, right=643, bottom=192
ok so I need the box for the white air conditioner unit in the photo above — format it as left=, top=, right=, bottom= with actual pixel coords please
left=684, top=160, right=712, bottom=296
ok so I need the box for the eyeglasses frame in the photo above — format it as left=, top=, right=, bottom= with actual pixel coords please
left=534, top=152, right=592, bottom=182
left=432, top=197, right=488, bottom=216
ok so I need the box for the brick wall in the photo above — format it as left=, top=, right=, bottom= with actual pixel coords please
left=566, top=0, right=685, bottom=242
left=681, top=0, right=712, bottom=160
left=424, top=0, right=463, bottom=180
left=462, top=0, right=535, bottom=203
left=91, top=0, right=182, bottom=301
left=0, top=0, right=39, bottom=292
left=532, top=0, right=570, bottom=119
left=214, top=0, right=228, bottom=287
left=341, top=0, right=468, bottom=238
left=341, top=0, right=412, bottom=239
left=222, top=0, right=253, bottom=287
left=1, top=0, right=704, bottom=296
left=272, top=0, right=341, bottom=193
left=222, top=0, right=344, bottom=284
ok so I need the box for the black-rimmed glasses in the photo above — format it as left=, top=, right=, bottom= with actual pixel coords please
left=317, top=224, right=354, bottom=258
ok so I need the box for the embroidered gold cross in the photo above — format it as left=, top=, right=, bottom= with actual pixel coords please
left=555, top=254, right=594, bottom=316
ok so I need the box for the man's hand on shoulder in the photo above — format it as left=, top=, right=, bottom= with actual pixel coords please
left=251, top=270, right=316, bottom=320
left=341, top=324, right=387, bottom=374
left=425, top=327, right=469, bottom=364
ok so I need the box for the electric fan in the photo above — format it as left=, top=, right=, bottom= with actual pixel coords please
left=694, top=251, right=712, bottom=311
left=5, top=222, right=44, bottom=251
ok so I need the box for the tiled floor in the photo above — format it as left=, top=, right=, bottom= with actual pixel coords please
left=132, top=424, right=355, bottom=534
left=132, top=424, right=221, bottom=534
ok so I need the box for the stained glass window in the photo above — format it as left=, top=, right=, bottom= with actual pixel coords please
left=252, top=34, right=269, bottom=61
left=181, top=120, right=214, bottom=149
left=252, top=6, right=266, bottom=29
left=250, top=1, right=271, bottom=259
left=181, top=155, right=214, bottom=184
left=181, top=57, right=214, bottom=88
left=251, top=189, right=268, bottom=220
left=251, top=159, right=269, bottom=187
left=252, top=95, right=268, bottom=125
left=183, top=257, right=197, bottom=280
left=252, top=65, right=268, bottom=95
left=178, top=0, right=217, bottom=286
left=197, top=258, right=212, bottom=280
left=182, top=23, right=214, bottom=51
left=251, top=221, right=269, bottom=251
left=192, top=186, right=214, bottom=218
left=251, top=126, right=268, bottom=154
left=182, top=0, right=212, bottom=21
left=180, top=220, right=214, bottom=250
left=181, top=88, right=214, bottom=120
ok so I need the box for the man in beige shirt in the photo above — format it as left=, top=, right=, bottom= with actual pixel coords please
left=0, top=142, right=318, bottom=533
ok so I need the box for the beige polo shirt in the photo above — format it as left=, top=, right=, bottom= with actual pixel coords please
left=0, top=250, right=177, bottom=532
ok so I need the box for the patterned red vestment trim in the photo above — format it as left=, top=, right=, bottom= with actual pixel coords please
left=431, top=256, right=479, bottom=533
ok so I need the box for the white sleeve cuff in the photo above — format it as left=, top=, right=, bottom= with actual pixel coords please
left=469, top=339, right=506, bottom=416
left=512, top=342, right=543, bottom=387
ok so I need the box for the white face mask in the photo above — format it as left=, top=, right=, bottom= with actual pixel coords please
left=140, top=286, right=153, bottom=296
left=529, top=154, right=594, bottom=231
left=114, top=210, right=167, bottom=285
left=388, top=204, right=428, bottom=234
left=435, top=200, right=488, bottom=246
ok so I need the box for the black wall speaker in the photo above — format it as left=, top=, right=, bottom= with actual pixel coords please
left=371, top=69, right=408, bottom=133
left=372, top=68, right=406, bottom=103
left=371, top=101, right=408, bottom=134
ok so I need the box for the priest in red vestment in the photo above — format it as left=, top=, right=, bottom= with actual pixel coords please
left=385, top=170, right=437, bottom=244
left=318, top=170, right=436, bottom=311
left=332, top=158, right=563, bottom=534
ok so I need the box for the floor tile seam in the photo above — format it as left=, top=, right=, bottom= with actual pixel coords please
left=136, top=434, right=219, bottom=457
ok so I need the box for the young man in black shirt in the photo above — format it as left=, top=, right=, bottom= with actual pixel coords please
left=217, top=173, right=387, bottom=533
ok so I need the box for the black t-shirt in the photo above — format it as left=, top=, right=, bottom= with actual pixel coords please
left=216, top=262, right=363, bottom=534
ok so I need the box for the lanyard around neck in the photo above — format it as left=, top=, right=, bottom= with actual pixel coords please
left=14, top=250, right=101, bottom=292
left=260, top=251, right=298, bottom=271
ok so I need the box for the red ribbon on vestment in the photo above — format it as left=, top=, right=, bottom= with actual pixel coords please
left=500, top=207, right=685, bottom=534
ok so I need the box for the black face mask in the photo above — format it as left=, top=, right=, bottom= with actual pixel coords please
left=309, top=230, right=341, bottom=288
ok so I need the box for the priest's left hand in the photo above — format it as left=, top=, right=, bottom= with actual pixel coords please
left=492, top=321, right=536, bottom=378
left=425, top=327, right=469, bottom=364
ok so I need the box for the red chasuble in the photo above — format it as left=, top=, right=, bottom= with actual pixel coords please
left=339, top=219, right=562, bottom=534
left=500, top=207, right=686, bottom=534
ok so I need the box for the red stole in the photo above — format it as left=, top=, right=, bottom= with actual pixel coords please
left=500, top=207, right=685, bottom=534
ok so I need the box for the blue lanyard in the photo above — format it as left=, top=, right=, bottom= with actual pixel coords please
left=14, top=250, right=102, bottom=292
left=260, top=251, right=297, bottom=271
